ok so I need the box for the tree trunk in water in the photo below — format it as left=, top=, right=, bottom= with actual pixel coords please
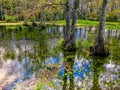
left=90, top=0, right=109, bottom=57
left=63, top=0, right=79, bottom=51
left=63, top=0, right=71, bottom=50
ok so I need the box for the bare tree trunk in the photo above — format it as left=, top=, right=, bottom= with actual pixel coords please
left=96, top=0, right=107, bottom=46
left=90, top=0, right=109, bottom=56
left=70, top=0, right=78, bottom=48
left=63, top=0, right=79, bottom=51
left=63, top=0, right=71, bottom=50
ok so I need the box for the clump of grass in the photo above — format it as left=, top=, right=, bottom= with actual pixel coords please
left=57, top=38, right=64, bottom=47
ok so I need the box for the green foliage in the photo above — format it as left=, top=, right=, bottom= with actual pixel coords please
left=0, top=0, right=120, bottom=22
left=34, top=82, right=44, bottom=90
left=57, top=38, right=64, bottom=47
left=3, top=51, right=15, bottom=60
left=79, top=39, right=93, bottom=48
left=107, top=10, right=120, bottom=22
left=5, top=15, right=18, bottom=22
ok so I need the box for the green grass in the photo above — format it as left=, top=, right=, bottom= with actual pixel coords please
left=0, top=21, right=24, bottom=26
left=0, top=21, right=39, bottom=26
left=0, top=20, right=120, bottom=30
left=46, top=20, right=120, bottom=30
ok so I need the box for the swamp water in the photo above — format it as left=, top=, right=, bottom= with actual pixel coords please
left=0, top=26, right=120, bottom=90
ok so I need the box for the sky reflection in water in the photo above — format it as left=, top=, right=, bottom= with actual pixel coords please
left=0, top=26, right=120, bottom=90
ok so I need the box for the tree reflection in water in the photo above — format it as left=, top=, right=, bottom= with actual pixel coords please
left=62, top=51, right=75, bottom=90
left=0, top=26, right=120, bottom=89
left=91, top=57, right=106, bottom=90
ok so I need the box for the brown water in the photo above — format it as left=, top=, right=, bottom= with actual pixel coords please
left=0, top=26, right=120, bottom=90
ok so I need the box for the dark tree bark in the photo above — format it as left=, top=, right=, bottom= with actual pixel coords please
left=63, top=0, right=71, bottom=50
left=90, top=0, right=109, bottom=57
left=63, top=0, right=79, bottom=51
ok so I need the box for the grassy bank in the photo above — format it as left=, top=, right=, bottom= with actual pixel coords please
left=0, top=20, right=120, bottom=30
left=0, top=21, right=34, bottom=26
left=46, top=20, right=120, bottom=30
left=0, top=21, right=24, bottom=26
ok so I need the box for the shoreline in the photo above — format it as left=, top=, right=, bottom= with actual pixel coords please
left=0, top=20, right=120, bottom=30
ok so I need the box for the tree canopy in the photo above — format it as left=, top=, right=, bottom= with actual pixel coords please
left=0, top=0, right=119, bottom=22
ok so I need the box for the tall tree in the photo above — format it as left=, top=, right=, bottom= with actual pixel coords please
left=90, top=0, right=109, bottom=56
left=63, top=0, right=79, bottom=51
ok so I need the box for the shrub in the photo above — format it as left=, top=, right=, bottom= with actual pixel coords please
left=107, top=10, right=120, bottom=22
left=5, top=15, right=18, bottom=22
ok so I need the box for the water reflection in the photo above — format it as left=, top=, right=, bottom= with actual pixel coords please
left=0, top=26, right=120, bottom=89
left=59, top=51, right=92, bottom=90
left=0, top=40, right=35, bottom=89
left=105, top=29, right=120, bottom=39
left=91, top=57, right=106, bottom=90
left=62, top=51, right=75, bottom=90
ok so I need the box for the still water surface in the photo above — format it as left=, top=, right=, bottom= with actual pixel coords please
left=0, top=26, right=120, bottom=90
